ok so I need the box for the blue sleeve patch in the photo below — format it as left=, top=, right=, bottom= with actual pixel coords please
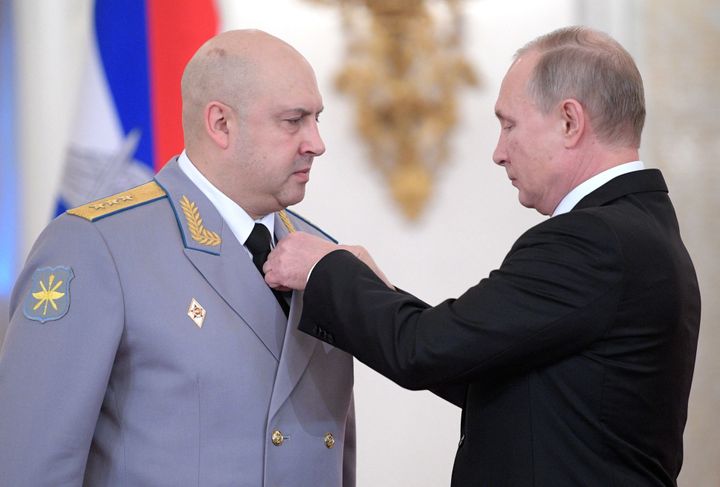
left=23, top=266, right=75, bottom=323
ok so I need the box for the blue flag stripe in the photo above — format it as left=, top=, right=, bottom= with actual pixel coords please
left=0, top=0, right=18, bottom=295
left=94, top=0, right=155, bottom=171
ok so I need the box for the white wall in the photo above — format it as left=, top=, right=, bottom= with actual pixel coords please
left=15, top=0, right=93, bottom=254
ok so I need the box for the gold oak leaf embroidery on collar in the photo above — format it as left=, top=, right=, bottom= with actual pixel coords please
left=180, top=195, right=222, bottom=246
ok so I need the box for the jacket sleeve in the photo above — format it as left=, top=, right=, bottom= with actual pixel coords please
left=0, top=215, right=124, bottom=485
left=430, top=384, right=468, bottom=408
left=298, top=212, right=624, bottom=391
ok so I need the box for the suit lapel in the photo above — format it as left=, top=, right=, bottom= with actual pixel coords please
left=268, top=213, right=318, bottom=418
left=155, top=159, right=287, bottom=360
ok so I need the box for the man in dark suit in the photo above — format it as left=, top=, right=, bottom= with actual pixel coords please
left=264, top=26, right=701, bottom=486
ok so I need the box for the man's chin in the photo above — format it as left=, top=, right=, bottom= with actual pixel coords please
left=280, top=188, right=307, bottom=209
left=518, top=194, right=534, bottom=210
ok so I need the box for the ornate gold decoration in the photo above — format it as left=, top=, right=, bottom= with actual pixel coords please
left=307, top=0, right=478, bottom=220
left=180, top=195, right=222, bottom=246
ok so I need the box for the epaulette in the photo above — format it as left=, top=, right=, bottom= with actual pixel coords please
left=285, top=209, right=337, bottom=243
left=66, top=181, right=167, bottom=222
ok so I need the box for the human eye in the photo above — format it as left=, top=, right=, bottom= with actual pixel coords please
left=495, top=111, right=514, bottom=132
left=280, top=117, right=303, bottom=132
left=282, top=109, right=312, bottom=127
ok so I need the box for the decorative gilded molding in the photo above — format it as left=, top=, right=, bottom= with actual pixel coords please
left=180, top=195, right=222, bottom=246
left=307, top=0, right=478, bottom=220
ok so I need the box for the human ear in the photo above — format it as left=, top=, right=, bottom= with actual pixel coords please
left=560, top=99, right=585, bottom=148
left=205, top=101, right=232, bottom=149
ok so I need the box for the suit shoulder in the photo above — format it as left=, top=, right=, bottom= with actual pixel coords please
left=517, top=210, right=620, bottom=255
left=538, top=208, right=615, bottom=233
left=66, top=181, right=167, bottom=222
left=284, top=209, right=337, bottom=243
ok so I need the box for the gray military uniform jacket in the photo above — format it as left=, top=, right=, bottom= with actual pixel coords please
left=0, top=159, right=355, bottom=486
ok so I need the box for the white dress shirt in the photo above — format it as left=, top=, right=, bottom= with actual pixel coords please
left=552, top=161, right=645, bottom=216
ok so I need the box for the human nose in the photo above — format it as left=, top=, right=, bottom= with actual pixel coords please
left=492, top=134, right=506, bottom=166
left=300, top=120, right=326, bottom=156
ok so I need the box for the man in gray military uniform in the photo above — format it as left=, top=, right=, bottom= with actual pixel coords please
left=0, top=30, right=355, bottom=486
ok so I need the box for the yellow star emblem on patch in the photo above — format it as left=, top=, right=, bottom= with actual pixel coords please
left=32, top=273, right=65, bottom=316
left=23, top=266, right=75, bottom=323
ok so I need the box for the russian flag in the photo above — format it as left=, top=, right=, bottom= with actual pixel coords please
left=56, top=0, right=218, bottom=214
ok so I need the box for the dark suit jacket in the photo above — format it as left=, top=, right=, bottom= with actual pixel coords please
left=299, top=169, right=700, bottom=486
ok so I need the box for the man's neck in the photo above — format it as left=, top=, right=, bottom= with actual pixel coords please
left=552, top=159, right=645, bottom=216
left=568, top=146, right=640, bottom=191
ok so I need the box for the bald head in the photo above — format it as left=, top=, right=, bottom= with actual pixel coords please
left=177, top=29, right=325, bottom=218
left=181, top=29, right=311, bottom=148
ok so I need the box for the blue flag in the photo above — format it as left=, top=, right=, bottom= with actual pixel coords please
left=0, top=0, right=18, bottom=296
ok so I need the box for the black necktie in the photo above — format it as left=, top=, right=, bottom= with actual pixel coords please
left=245, top=223, right=290, bottom=316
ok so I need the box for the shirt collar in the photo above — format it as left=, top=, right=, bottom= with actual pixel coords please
left=552, top=160, right=645, bottom=216
left=178, top=151, right=275, bottom=245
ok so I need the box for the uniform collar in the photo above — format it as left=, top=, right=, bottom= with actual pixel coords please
left=178, top=151, right=275, bottom=245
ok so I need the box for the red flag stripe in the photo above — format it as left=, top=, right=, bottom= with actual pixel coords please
left=147, top=0, right=219, bottom=170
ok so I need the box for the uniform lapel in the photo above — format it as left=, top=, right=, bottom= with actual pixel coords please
left=154, top=159, right=287, bottom=360
left=268, top=213, right=318, bottom=418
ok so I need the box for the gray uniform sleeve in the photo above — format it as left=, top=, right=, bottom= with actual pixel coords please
left=0, top=215, right=124, bottom=486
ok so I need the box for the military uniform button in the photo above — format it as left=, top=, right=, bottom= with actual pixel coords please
left=271, top=430, right=285, bottom=446
left=324, top=432, right=335, bottom=449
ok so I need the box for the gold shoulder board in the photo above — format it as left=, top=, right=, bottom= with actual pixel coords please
left=67, top=181, right=167, bottom=222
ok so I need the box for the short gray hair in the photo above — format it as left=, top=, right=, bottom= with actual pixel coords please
left=517, top=26, right=645, bottom=148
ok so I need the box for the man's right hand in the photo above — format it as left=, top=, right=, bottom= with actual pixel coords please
left=264, top=232, right=394, bottom=291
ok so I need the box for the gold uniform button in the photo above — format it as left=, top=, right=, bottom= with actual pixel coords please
left=271, top=430, right=285, bottom=446
left=324, top=432, right=335, bottom=449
